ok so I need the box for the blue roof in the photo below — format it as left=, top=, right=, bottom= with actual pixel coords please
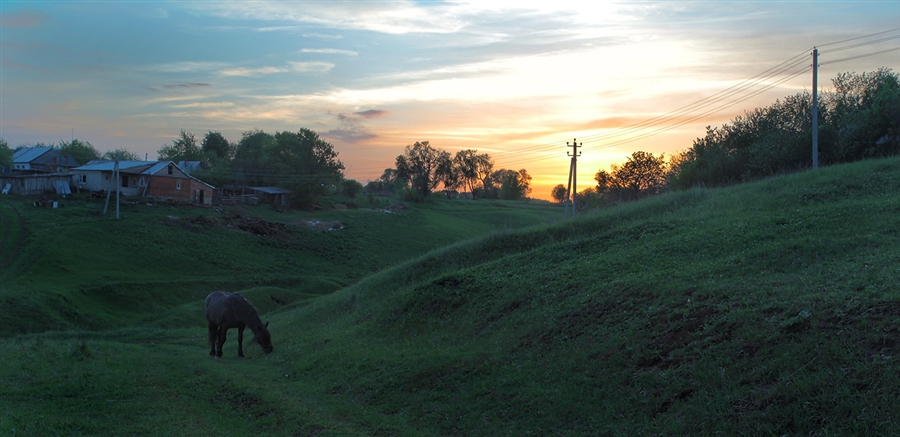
left=12, top=147, right=51, bottom=163
left=72, top=160, right=157, bottom=171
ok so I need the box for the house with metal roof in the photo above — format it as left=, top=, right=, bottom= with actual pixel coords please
left=72, top=160, right=215, bottom=205
left=10, top=147, right=80, bottom=173
left=0, top=147, right=79, bottom=195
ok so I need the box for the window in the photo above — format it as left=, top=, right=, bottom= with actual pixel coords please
left=176, top=181, right=182, bottom=190
left=168, top=165, right=173, bottom=175
left=79, top=175, right=87, bottom=183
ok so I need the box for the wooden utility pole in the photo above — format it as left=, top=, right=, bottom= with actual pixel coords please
left=564, top=138, right=582, bottom=219
left=103, top=159, right=120, bottom=218
left=812, top=47, right=819, bottom=169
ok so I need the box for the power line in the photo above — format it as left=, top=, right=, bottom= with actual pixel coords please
left=492, top=51, right=813, bottom=168
left=494, top=29, right=899, bottom=171
left=821, top=47, right=900, bottom=66
left=817, top=27, right=900, bottom=48
left=820, top=35, right=900, bottom=54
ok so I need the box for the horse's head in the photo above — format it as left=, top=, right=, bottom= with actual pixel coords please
left=255, top=321, right=273, bottom=354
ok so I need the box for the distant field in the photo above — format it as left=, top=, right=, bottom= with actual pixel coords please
left=0, top=194, right=560, bottom=336
left=2, top=158, right=899, bottom=436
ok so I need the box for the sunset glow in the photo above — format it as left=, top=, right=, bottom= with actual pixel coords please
left=2, top=1, right=898, bottom=199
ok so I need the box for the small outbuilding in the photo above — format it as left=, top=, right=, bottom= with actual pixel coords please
left=249, top=186, right=291, bottom=209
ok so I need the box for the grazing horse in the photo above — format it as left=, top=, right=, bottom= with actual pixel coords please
left=205, top=291, right=273, bottom=358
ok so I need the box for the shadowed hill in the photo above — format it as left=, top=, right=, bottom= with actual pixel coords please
left=269, top=157, right=900, bottom=435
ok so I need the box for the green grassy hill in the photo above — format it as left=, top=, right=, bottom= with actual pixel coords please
left=0, top=196, right=558, bottom=336
left=2, top=159, right=899, bottom=436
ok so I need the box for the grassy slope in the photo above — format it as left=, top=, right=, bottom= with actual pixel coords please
left=2, top=159, right=899, bottom=435
left=0, top=196, right=559, bottom=336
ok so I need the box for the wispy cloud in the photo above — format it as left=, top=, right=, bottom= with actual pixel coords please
left=323, top=109, right=388, bottom=143
left=219, top=61, right=333, bottom=77
left=190, top=1, right=465, bottom=35
left=143, top=61, right=228, bottom=74
left=0, top=10, right=49, bottom=29
left=163, top=82, right=211, bottom=89
left=304, top=33, right=343, bottom=39
left=301, top=48, right=358, bottom=56
left=287, top=61, right=334, bottom=73
left=356, top=110, right=387, bottom=119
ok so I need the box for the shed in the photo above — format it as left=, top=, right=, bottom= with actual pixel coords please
left=0, top=173, right=74, bottom=195
left=249, top=186, right=291, bottom=208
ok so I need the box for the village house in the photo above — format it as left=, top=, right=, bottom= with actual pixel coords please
left=0, top=147, right=79, bottom=195
left=9, top=147, right=80, bottom=173
left=71, top=160, right=215, bottom=205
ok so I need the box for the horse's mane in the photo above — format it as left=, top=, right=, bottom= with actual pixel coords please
left=232, top=293, right=266, bottom=333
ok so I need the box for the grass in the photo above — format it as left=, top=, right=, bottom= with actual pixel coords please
left=1, top=158, right=899, bottom=435
left=0, top=194, right=559, bottom=336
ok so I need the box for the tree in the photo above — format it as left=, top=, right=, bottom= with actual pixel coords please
left=158, top=129, right=203, bottom=162
left=342, top=179, right=364, bottom=198
left=453, top=149, right=493, bottom=199
left=395, top=141, right=451, bottom=198
left=493, top=168, right=532, bottom=200
left=575, top=187, right=604, bottom=210
left=57, top=139, right=100, bottom=165
left=551, top=184, right=568, bottom=203
left=102, top=148, right=140, bottom=161
left=0, top=139, right=12, bottom=170
left=232, top=130, right=276, bottom=186
left=594, top=169, right=612, bottom=195
left=608, top=151, right=668, bottom=201
left=670, top=69, right=900, bottom=188
left=436, top=156, right=460, bottom=198
left=202, top=131, right=233, bottom=160
left=270, top=128, right=345, bottom=207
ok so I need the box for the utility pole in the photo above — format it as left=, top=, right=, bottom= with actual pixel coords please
left=564, top=138, right=582, bottom=219
left=103, top=158, right=120, bottom=218
left=812, top=47, right=819, bottom=169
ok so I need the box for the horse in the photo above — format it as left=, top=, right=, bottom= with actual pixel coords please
left=205, top=291, right=273, bottom=358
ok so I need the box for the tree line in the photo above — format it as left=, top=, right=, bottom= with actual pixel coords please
left=157, top=128, right=346, bottom=207
left=556, top=68, right=900, bottom=209
left=366, top=141, right=532, bottom=201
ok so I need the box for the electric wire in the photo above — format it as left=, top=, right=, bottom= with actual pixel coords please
left=492, top=28, right=899, bottom=171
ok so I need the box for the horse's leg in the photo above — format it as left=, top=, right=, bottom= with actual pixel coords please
left=208, top=322, right=218, bottom=357
left=216, top=327, right=227, bottom=358
left=237, top=326, right=245, bottom=358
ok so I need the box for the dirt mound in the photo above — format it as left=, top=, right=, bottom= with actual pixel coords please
left=190, top=216, right=223, bottom=227
left=383, top=203, right=406, bottom=213
left=300, top=220, right=344, bottom=231
left=226, top=215, right=293, bottom=241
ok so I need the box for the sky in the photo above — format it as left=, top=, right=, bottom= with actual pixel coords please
left=1, top=1, right=898, bottom=199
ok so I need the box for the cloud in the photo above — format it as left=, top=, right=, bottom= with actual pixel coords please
left=323, top=109, right=387, bottom=143
left=287, top=61, right=334, bottom=73
left=190, top=2, right=465, bottom=35
left=219, top=61, right=333, bottom=77
left=356, top=109, right=387, bottom=119
left=163, top=82, right=211, bottom=89
left=301, top=48, right=358, bottom=56
left=0, top=10, right=49, bottom=29
left=144, top=61, right=228, bottom=73
left=303, top=33, right=343, bottom=39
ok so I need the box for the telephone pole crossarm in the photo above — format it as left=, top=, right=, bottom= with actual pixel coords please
left=564, top=138, right=582, bottom=219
